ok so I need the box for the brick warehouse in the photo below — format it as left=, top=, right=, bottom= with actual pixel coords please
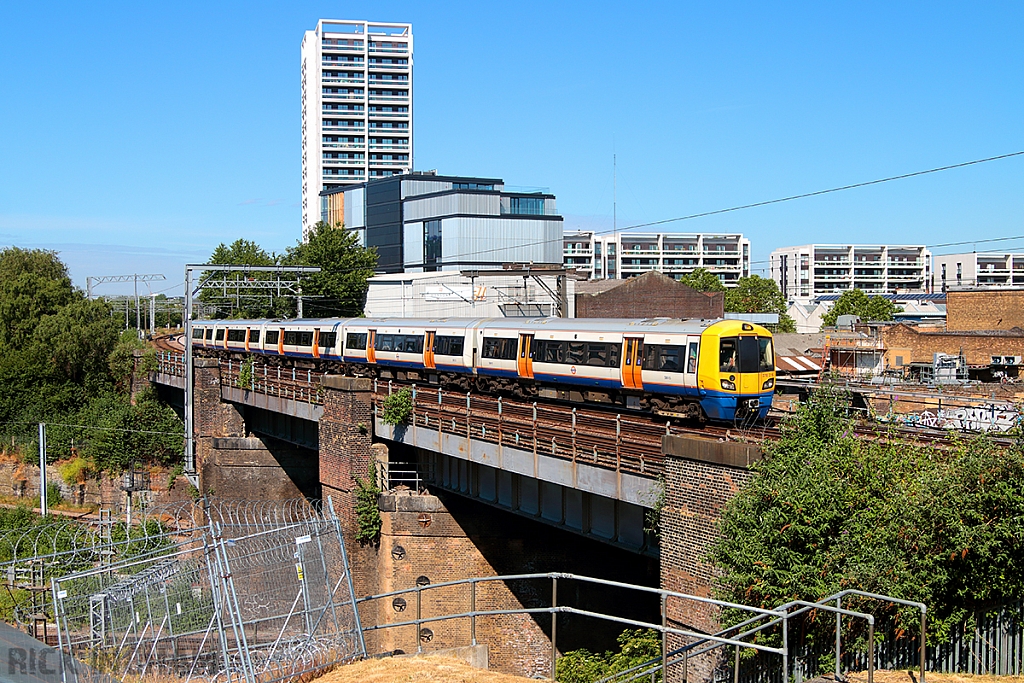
left=575, top=271, right=725, bottom=319
left=945, top=287, right=1024, bottom=332
left=881, top=324, right=1024, bottom=366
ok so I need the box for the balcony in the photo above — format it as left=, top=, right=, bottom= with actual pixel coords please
left=368, top=94, right=409, bottom=102
left=322, top=76, right=365, bottom=84
left=322, top=157, right=365, bottom=164
left=368, top=61, right=409, bottom=69
left=322, top=141, right=366, bottom=149
left=322, top=59, right=364, bottom=68
left=814, top=260, right=851, bottom=266
left=368, top=111, right=409, bottom=118
left=368, top=158, right=409, bottom=166
left=813, top=274, right=853, bottom=281
left=322, top=122, right=365, bottom=130
left=322, top=94, right=364, bottom=102
left=703, top=250, right=740, bottom=256
left=886, top=259, right=924, bottom=267
left=368, top=46, right=409, bottom=54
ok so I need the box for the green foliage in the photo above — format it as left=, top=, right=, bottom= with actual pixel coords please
left=237, top=357, right=255, bottom=389
left=679, top=268, right=727, bottom=293
left=43, top=482, right=63, bottom=508
left=108, top=330, right=146, bottom=393
left=354, top=464, right=382, bottom=545
left=557, top=629, right=662, bottom=683
left=711, top=386, right=1024, bottom=650
left=820, top=289, right=903, bottom=328
left=200, top=238, right=291, bottom=319
left=724, top=275, right=796, bottom=332
left=644, top=475, right=666, bottom=537
left=0, top=248, right=77, bottom=348
left=58, top=455, right=93, bottom=485
left=283, top=221, right=378, bottom=318
left=167, top=463, right=184, bottom=490
left=381, top=387, right=413, bottom=425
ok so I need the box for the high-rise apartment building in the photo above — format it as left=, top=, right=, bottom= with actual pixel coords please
left=563, top=231, right=750, bottom=286
left=932, top=252, right=1024, bottom=290
left=301, top=20, right=413, bottom=239
left=770, top=244, right=931, bottom=302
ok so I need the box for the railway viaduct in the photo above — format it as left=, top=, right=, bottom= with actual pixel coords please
left=151, top=351, right=763, bottom=679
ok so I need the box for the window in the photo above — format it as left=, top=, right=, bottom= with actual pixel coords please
left=192, top=328, right=204, bottom=339
left=534, top=339, right=565, bottom=363
left=895, top=355, right=904, bottom=366
left=758, top=338, right=774, bottom=373
left=283, top=331, right=315, bottom=347
left=720, top=338, right=737, bottom=372
left=374, top=334, right=424, bottom=354
left=434, top=335, right=465, bottom=356
left=215, top=329, right=224, bottom=341
left=687, top=342, right=699, bottom=374
left=346, top=332, right=368, bottom=350
left=507, top=196, right=545, bottom=215
left=249, top=330, right=260, bottom=344
left=227, top=329, right=246, bottom=342
left=533, top=340, right=619, bottom=367
left=319, top=332, right=337, bottom=349
left=205, top=328, right=212, bottom=341
left=643, top=345, right=685, bottom=372
left=482, top=337, right=518, bottom=360
left=265, top=330, right=279, bottom=345
left=424, top=219, right=441, bottom=271
left=585, top=342, right=619, bottom=367
left=738, top=337, right=760, bottom=373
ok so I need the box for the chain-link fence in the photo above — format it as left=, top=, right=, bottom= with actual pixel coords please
left=50, top=498, right=363, bottom=683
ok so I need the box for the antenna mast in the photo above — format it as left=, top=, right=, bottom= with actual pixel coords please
left=613, top=153, right=617, bottom=234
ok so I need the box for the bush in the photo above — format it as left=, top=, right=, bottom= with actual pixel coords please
left=237, top=357, right=254, bottom=389
left=381, top=387, right=413, bottom=425
left=557, top=629, right=662, bottom=683
left=354, top=464, right=382, bottom=545
left=57, top=455, right=92, bottom=485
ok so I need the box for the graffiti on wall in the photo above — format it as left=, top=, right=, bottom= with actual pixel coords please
left=904, top=402, right=1021, bottom=433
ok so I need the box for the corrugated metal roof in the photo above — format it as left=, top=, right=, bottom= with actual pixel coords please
left=776, top=355, right=821, bottom=373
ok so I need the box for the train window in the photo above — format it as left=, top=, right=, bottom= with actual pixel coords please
left=265, top=330, right=279, bottom=345
left=284, top=331, right=314, bottom=347
left=227, top=329, right=245, bottom=342
left=567, top=342, right=586, bottom=364
left=738, top=337, right=760, bottom=373
left=192, top=328, right=204, bottom=339
left=374, top=334, right=423, bottom=353
left=759, top=338, right=774, bottom=372
left=687, top=342, right=699, bottom=374
left=346, top=332, right=367, bottom=350
left=215, top=329, right=225, bottom=341
left=377, top=334, right=394, bottom=351
left=249, top=330, right=260, bottom=344
left=434, top=335, right=464, bottom=356
left=205, top=328, right=212, bottom=341
left=534, top=339, right=566, bottom=363
left=319, top=332, right=337, bottom=349
left=643, top=345, right=685, bottom=373
left=404, top=336, right=423, bottom=353
left=720, top=338, right=738, bottom=372
left=482, top=337, right=517, bottom=360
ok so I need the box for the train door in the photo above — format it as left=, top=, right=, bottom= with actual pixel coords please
left=517, top=333, right=534, bottom=379
left=684, top=337, right=699, bottom=393
left=277, top=328, right=284, bottom=355
left=738, top=335, right=760, bottom=394
left=366, top=330, right=377, bottom=364
left=312, top=328, right=321, bottom=359
left=621, top=337, right=644, bottom=390
left=424, top=331, right=436, bottom=369
left=244, top=327, right=251, bottom=353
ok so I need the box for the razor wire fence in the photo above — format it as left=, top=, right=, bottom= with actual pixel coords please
left=48, top=497, right=363, bottom=683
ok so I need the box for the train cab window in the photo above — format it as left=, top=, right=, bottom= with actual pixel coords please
left=227, top=329, right=245, bottom=342
left=192, top=328, right=204, bottom=339
left=643, top=345, right=685, bottom=372
left=249, top=330, right=260, bottom=344
left=434, top=335, right=465, bottom=356
left=346, top=332, right=367, bottom=350
left=686, top=342, right=699, bottom=374
left=759, top=337, right=774, bottom=372
left=720, top=338, right=738, bottom=372
left=265, top=330, right=279, bottom=345
left=283, top=331, right=314, bottom=347
left=739, top=337, right=760, bottom=373
left=319, top=332, right=337, bottom=349
left=215, top=329, right=225, bottom=342
left=482, top=337, right=518, bottom=360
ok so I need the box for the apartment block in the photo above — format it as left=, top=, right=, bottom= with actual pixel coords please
left=771, top=244, right=931, bottom=302
left=563, top=231, right=750, bottom=286
left=301, top=20, right=413, bottom=239
left=323, top=172, right=563, bottom=274
left=932, top=252, right=1024, bottom=290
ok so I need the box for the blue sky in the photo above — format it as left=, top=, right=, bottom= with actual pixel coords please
left=1, top=1, right=1021, bottom=296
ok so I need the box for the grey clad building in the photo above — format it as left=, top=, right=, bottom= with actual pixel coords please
left=320, top=172, right=563, bottom=273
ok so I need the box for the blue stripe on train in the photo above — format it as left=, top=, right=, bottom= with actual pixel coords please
left=699, top=390, right=774, bottom=421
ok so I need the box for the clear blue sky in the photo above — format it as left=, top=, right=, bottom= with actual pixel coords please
left=1, top=1, right=1021, bottom=296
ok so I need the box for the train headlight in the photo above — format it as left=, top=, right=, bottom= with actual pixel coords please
left=720, top=379, right=736, bottom=391
left=762, top=378, right=775, bottom=390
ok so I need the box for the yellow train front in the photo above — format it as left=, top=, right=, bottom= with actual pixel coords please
left=695, top=320, right=775, bottom=421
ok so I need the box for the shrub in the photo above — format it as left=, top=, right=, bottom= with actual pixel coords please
left=354, top=464, right=382, bottom=545
left=57, top=455, right=92, bottom=485
left=381, top=387, right=413, bottom=425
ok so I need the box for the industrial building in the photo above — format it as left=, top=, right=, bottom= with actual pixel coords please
left=301, top=19, right=413, bottom=239
left=770, top=244, right=931, bottom=302
left=563, top=231, right=750, bottom=285
left=574, top=271, right=724, bottom=319
left=932, top=252, right=1024, bottom=290
left=322, top=172, right=563, bottom=274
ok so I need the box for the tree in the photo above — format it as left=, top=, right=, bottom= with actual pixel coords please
left=724, top=275, right=796, bottom=333
left=679, top=267, right=726, bottom=293
left=0, top=248, right=77, bottom=349
left=820, top=289, right=902, bottom=328
left=283, top=221, right=378, bottom=318
left=200, top=239, right=291, bottom=319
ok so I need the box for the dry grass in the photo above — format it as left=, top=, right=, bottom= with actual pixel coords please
left=845, top=671, right=1024, bottom=683
left=313, top=655, right=536, bottom=683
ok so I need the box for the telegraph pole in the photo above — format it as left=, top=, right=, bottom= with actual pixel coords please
left=38, top=423, right=47, bottom=516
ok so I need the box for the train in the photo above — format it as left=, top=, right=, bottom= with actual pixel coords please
left=190, top=317, right=776, bottom=422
